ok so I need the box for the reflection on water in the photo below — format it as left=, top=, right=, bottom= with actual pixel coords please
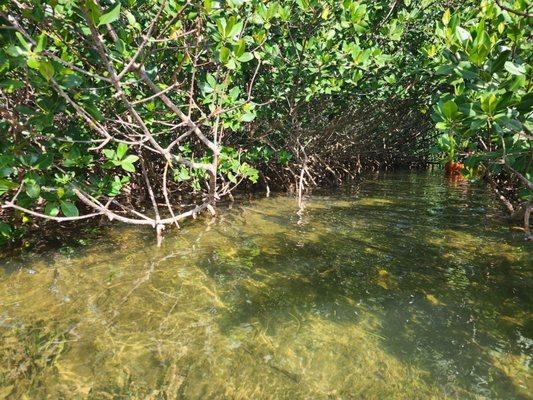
left=0, top=171, right=531, bottom=399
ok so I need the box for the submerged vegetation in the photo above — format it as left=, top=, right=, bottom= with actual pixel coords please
left=0, top=0, right=531, bottom=245
left=0, top=173, right=531, bottom=399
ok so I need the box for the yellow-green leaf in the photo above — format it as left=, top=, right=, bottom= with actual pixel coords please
left=39, top=61, right=55, bottom=81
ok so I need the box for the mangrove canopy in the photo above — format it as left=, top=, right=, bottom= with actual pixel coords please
left=0, top=0, right=531, bottom=244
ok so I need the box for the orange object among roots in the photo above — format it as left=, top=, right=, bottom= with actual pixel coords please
left=444, top=161, right=464, bottom=175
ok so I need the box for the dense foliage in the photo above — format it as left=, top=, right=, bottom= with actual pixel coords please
left=430, top=0, right=532, bottom=215
left=0, top=0, right=531, bottom=245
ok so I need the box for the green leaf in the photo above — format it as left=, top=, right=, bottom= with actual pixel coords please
left=219, top=46, right=230, bottom=62
left=234, top=39, right=246, bottom=57
left=206, top=73, right=217, bottom=88
left=102, top=149, right=115, bottom=160
left=174, top=167, right=191, bottom=182
left=455, top=27, right=471, bottom=43
left=226, top=59, right=237, bottom=70
left=36, top=153, right=54, bottom=169
left=15, top=32, right=31, bottom=51
left=384, top=74, right=396, bottom=84
left=0, top=167, right=14, bottom=178
left=27, top=56, right=40, bottom=70
left=491, top=50, right=510, bottom=74
left=504, top=61, right=526, bottom=76
left=517, top=92, right=533, bottom=113
left=435, top=64, right=454, bottom=75
left=0, top=221, right=12, bottom=237
left=436, top=122, right=448, bottom=130
left=116, top=143, right=128, bottom=160
left=495, top=116, right=522, bottom=132
left=122, top=155, right=139, bottom=164
left=216, top=18, right=227, bottom=37
left=442, top=100, right=458, bottom=120
left=442, top=9, right=451, bottom=26
left=39, top=61, right=55, bottom=81
left=227, top=20, right=244, bottom=38
left=237, top=52, right=254, bottom=63
left=45, top=202, right=60, bottom=217
left=5, top=46, right=25, bottom=57
left=241, top=112, right=256, bottom=122
left=121, top=162, right=136, bottom=172
left=60, top=201, right=79, bottom=217
left=0, top=79, right=24, bottom=92
left=35, top=33, right=47, bottom=53
left=26, top=183, right=41, bottom=199
left=229, top=86, right=240, bottom=101
left=480, top=93, right=498, bottom=115
left=0, top=179, right=18, bottom=196
left=98, top=3, right=121, bottom=27
left=61, top=73, right=83, bottom=88
left=85, top=0, right=102, bottom=23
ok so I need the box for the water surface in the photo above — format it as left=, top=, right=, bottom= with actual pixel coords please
left=1, top=171, right=531, bottom=399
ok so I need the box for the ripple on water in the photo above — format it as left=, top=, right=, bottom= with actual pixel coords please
left=0, top=171, right=531, bottom=399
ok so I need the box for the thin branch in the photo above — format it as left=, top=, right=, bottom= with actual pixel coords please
left=80, top=6, right=172, bottom=162
left=163, top=161, right=180, bottom=228
left=503, top=163, right=533, bottom=190
left=116, top=0, right=167, bottom=80
left=166, top=127, right=194, bottom=152
left=495, top=0, right=533, bottom=18
left=140, top=152, right=161, bottom=224
left=156, top=0, right=191, bottom=40
left=74, top=188, right=210, bottom=226
left=131, top=81, right=180, bottom=105
left=2, top=202, right=103, bottom=222
left=136, top=68, right=220, bottom=156
left=247, top=60, right=262, bottom=100
left=50, top=79, right=112, bottom=142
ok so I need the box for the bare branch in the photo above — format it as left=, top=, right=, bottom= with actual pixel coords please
left=2, top=202, right=103, bottom=222
left=131, top=81, right=181, bottom=105
left=136, top=68, right=220, bottom=156
left=74, top=188, right=210, bottom=226
left=117, top=0, right=167, bottom=80
left=163, top=161, right=180, bottom=228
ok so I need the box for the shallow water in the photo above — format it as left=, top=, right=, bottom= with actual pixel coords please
left=0, top=171, right=531, bottom=399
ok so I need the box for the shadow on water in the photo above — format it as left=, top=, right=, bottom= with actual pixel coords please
left=197, top=172, right=532, bottom=398
left=0, top=171, right=531, bottom=399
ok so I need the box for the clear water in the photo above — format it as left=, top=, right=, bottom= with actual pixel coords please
left=0, top=171, right=531, bottom=399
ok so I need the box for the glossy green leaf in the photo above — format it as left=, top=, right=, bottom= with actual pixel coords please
left=15, top=32, right=30, bottom=50
left=504, top=61, right=526, bottom=76
left=237, top=52, right=254, bottom=62
left=122, top=155, right=139, bottom=164
left=455, top=27, right=471, bottom=43
left=60, top=201, right=79, bottom=217
left=121, top=162, right=135, bottom=172
left=35, top=33, right=47, bottom=53
left=442, top=101, right=458, bottom=120
left=98, top=3, right=121, bottom=27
